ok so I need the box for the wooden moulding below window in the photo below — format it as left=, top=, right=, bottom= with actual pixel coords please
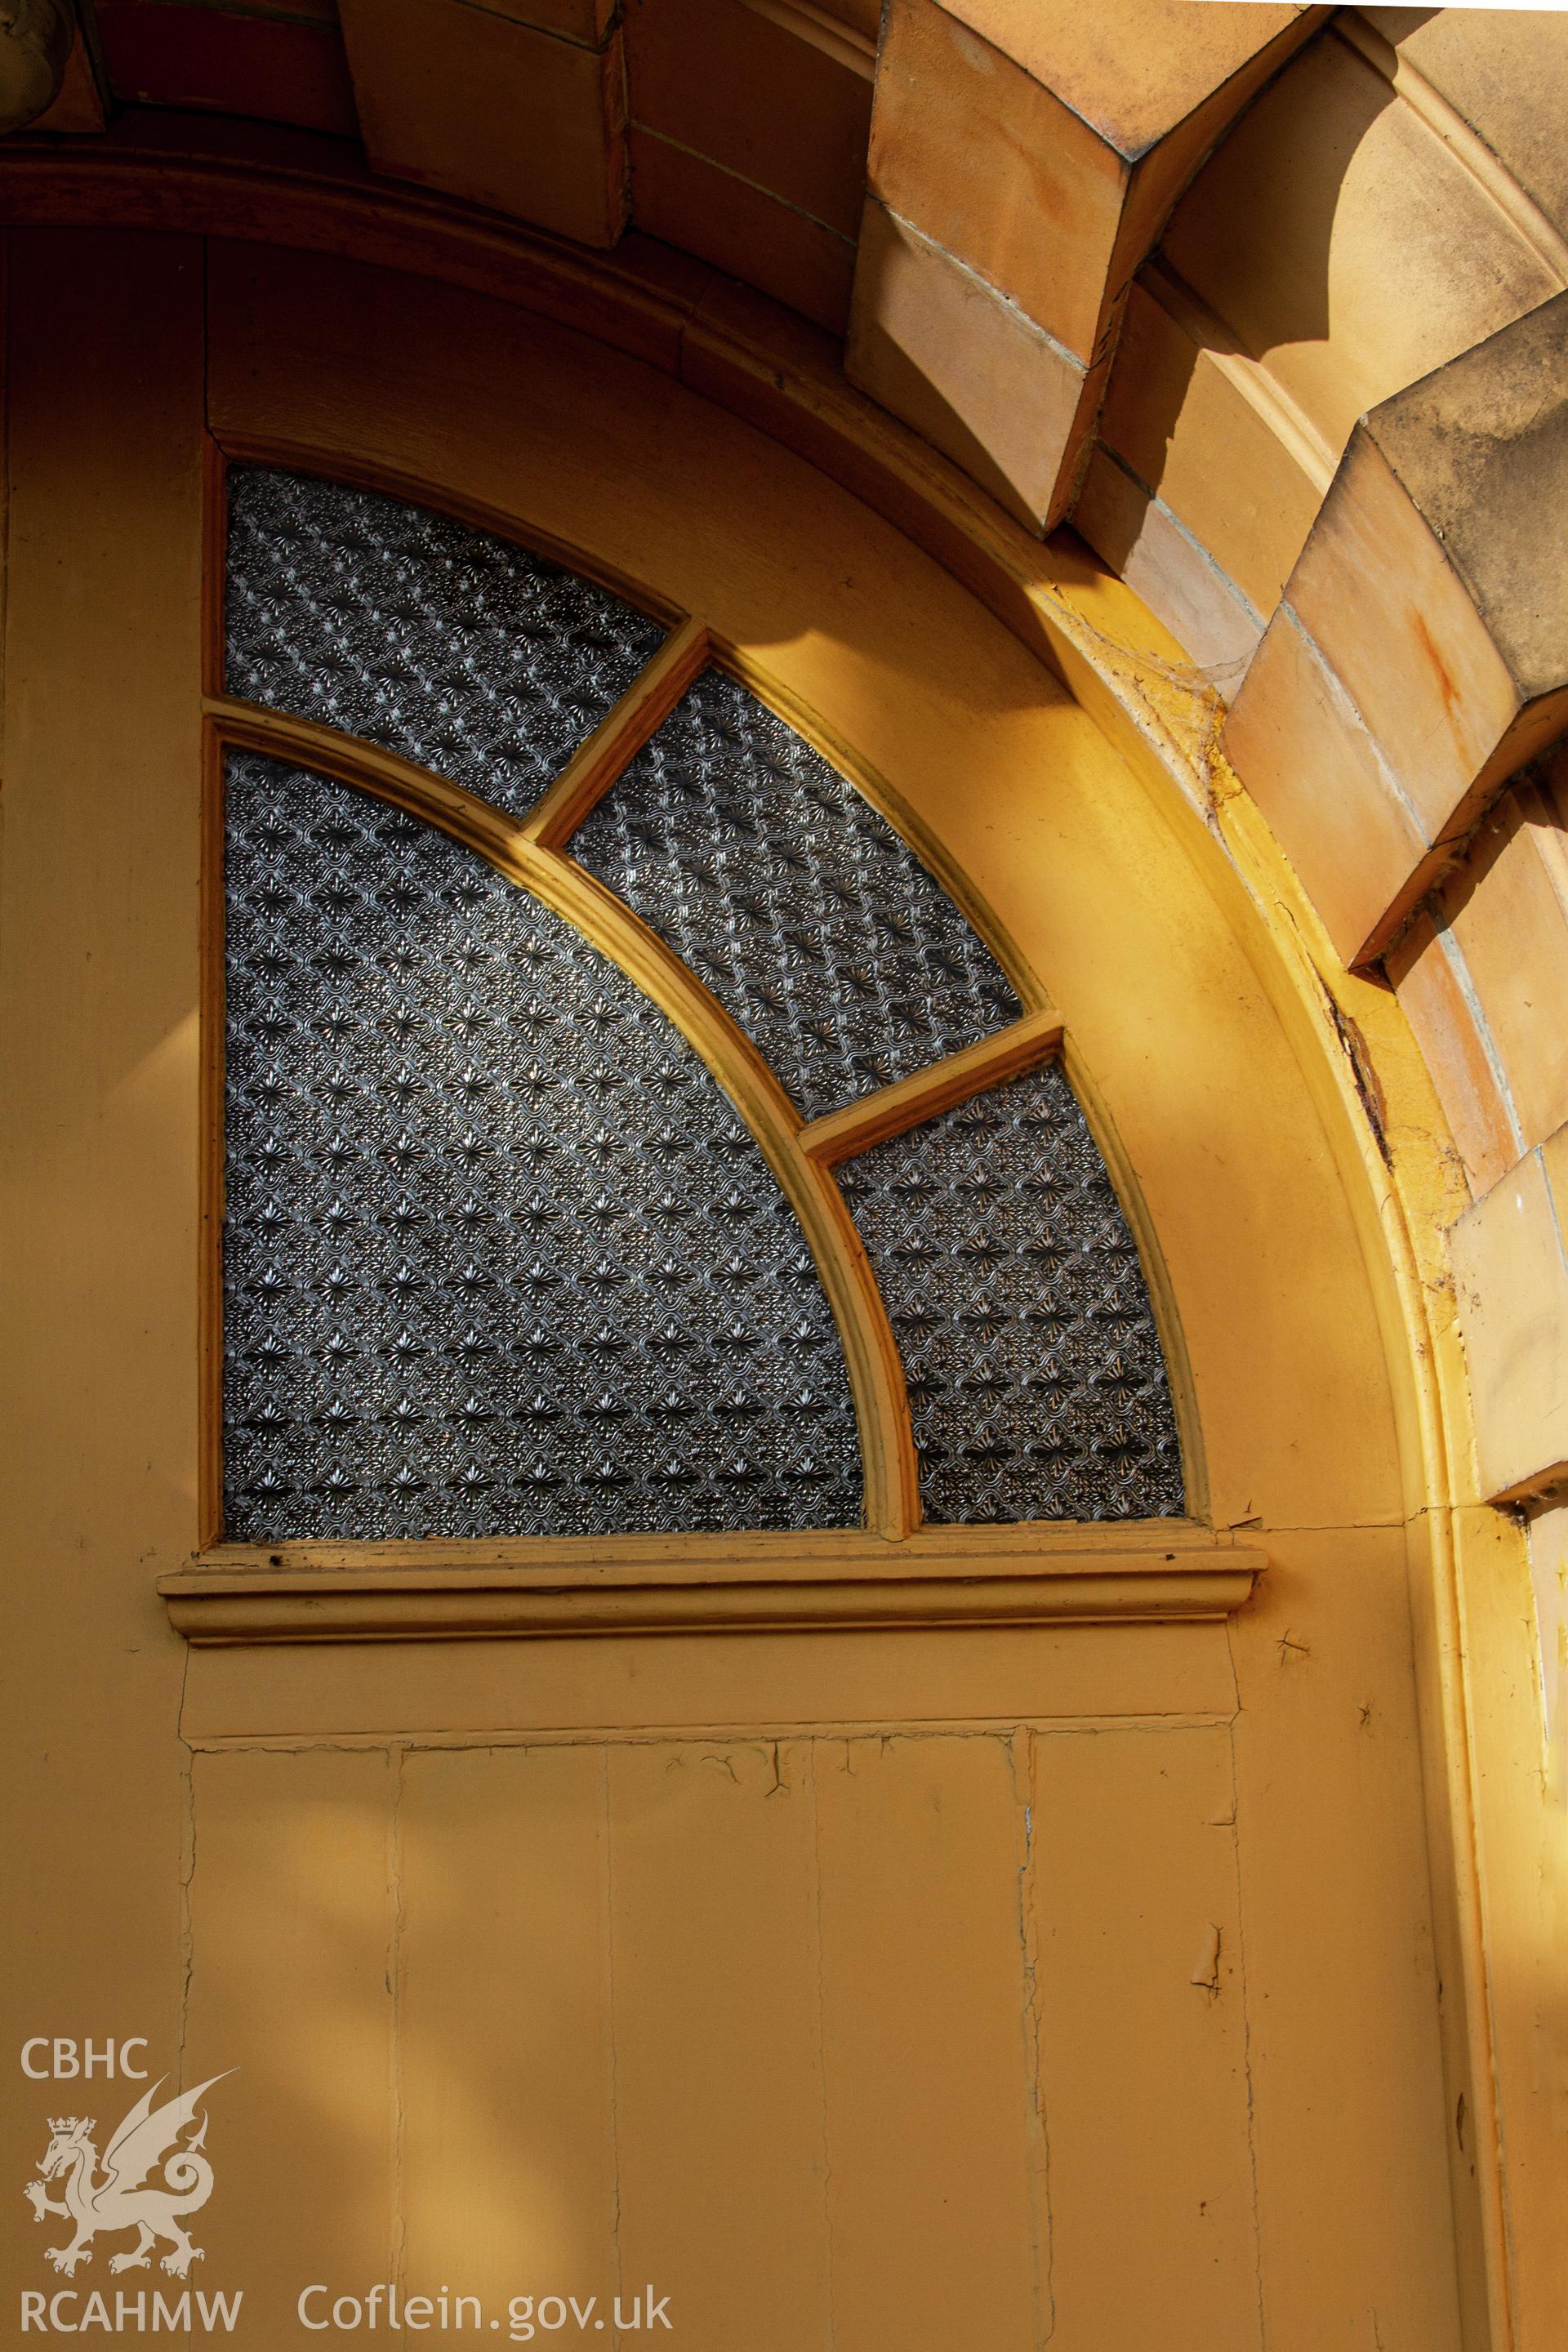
left=159, top=1527, right=1263, bottom=1642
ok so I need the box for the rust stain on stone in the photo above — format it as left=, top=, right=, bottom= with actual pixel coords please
left=1412, top=609, right=1461, bottom=725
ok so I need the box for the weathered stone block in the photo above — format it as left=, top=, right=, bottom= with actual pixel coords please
left=1225, top=293, right=1568, bottom=964
left=1451, top=1127, right=1568, bottom=1503
left=849, top=0, right=1324, bottom=529
left=1222, top=601, right=1431, bottom=959
left=625, top=0, right=872, bottom=244
left=1386, top=911, right=1519, bottom=1200
left=849, top=198, right=1089, bottom=529
left=1438, top=768, right=1568, bottom=1158
left=1073, top=443, right=1263, bottom=676
left=1095, top=274, right=1325, bottom=625
left=340, top=0, right=627, bottom=248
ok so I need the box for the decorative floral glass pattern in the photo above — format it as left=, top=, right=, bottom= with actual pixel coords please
left=222, top=750, right=862, bottom=1540
left=569, top=669, right=1022, bottom=1120
left=837, top=1063, right=1183, bottom=1523
left=225, top=467, right=666, bottom=817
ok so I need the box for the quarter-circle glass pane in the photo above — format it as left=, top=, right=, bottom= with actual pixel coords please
left=570, top=668, right=1022, bottom=1120
left=222, top=750, right=862, bottom=1539
left=225, top=466, right=667, bottom=817
left=837, top=1062, right=1184, bottom=1522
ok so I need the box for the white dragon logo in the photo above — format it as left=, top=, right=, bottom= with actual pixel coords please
left=23, top=2074, right=232, bottom=2279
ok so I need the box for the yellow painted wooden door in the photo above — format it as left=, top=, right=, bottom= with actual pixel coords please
left=2, top=226, right=1463, bottom=2352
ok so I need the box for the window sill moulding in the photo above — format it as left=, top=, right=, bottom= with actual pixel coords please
left=159, top=1526, right=1264, bottom=1645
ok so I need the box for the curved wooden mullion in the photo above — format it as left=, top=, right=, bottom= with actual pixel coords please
left=213, top=693, right=537, bottom=866
left=207, top=697, right=922, bottom=1539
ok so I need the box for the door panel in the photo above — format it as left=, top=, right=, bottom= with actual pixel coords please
left=179, top=1725, right=1254, bottom=2351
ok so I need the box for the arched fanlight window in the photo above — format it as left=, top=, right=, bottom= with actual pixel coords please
left=220, top=467, right=1183, bottom=1541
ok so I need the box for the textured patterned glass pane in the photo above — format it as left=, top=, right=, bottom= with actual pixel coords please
left=223, top=751, right=862, bottom=1540
left=225, top=467, right=666, bottom=818
left=570, top=669, right=1022, bottom=1120
left=838, top=1063, right=1183, bottom=1522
